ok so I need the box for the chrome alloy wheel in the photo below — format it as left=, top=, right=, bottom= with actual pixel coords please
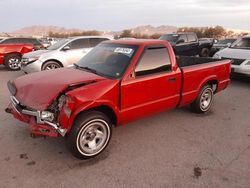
left=8, top=58, right=20, bottom=70
left=200, top=88, right=213, bottom=111
left=45, top=63, right=60, bottom=70
left=76, top=119, right=111, bottom=156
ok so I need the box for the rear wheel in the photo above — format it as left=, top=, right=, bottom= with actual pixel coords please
left=4, top=54, right=21, bottom=70
left=42, top=61, right=62, bottom=71
left=191, top=84, right=214, bottom=113
left=66, top=111, right=112, bottom=160
left=200, top=48, right=210, bottom=57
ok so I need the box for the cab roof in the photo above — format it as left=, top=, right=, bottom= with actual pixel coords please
left=103, top=39, right=169, bottom=46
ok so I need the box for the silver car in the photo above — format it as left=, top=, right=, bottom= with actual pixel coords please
left=214, top=35, right=250, bottom=77
left=21, top=36, right=112, bottom=73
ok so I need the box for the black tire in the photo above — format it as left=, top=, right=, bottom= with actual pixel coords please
left=200, top=48, right=210, bottom=57
left=4, top=54, right=21, bottom=70
left=42, top=61, right=62, bottom=71
left=66, top=111, right=112, bottom=160
left=191, top=84, right=214, bottom=113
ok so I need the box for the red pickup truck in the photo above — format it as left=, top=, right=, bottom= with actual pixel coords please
left=0, top=44, right=34, bottom=70
left=5, top=39, right=231, bottom=159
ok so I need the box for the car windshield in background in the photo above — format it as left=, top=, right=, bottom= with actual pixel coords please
left=231, top=38, right=250, bottom=49
left=159, top=34, right=179, bottom=44
left=47, top=39, right=69, bottom=50
left=217, top=39, right=236, bottom=45
left=76, top=43, right=138, bottom=79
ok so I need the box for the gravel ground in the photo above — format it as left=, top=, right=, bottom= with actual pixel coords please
left=0, top=65, right=249, bottom=188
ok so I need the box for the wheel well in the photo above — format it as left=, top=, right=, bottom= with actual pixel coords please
left=206, top=80, right=218, bottom=93
left=91, top=105, right=117, bottom=126
left=76, top=105, right=117, bottom=126
left=43, top=59, right=63, bottom=68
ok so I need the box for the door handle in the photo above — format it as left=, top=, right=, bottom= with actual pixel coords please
left=168, top=77, right=176, bottom=82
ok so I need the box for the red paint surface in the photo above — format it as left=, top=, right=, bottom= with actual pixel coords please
left=7, top=40, right=231, bottom=137
left=0, top=44, right=34, bottom=64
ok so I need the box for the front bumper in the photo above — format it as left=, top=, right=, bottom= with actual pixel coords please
left=6, top=96, right=67, bottom=137
left=20, top=59, right=43, bottom=74
left=231, top=63, right=250, bottom=77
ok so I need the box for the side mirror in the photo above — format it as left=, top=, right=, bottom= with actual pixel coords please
left=62, top=46, right=70, bottom=51
left=176, top=39, right=185, bottom=44
left=227, top=43, right=231, bottom=47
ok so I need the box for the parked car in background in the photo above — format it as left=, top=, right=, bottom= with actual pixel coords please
left=210, top=38, right=237, bottom=56
left=39, top=37, right=61, bottom=48
left=0, top=42, right=34, bottom=70
left=21, top=36, right=112, bottom=73
left=0, top=37, right=6, bottom=42
left=0, top=37, right=45, bottom=50
left=214, top=35, right=250, bottom=77
left=159, top=32, right=213, bottom=57
left=119, top=37, right=136, bottom=40
left=199, top=38, right=215, bottom=47
left=6, top=39, right=231, bottom=159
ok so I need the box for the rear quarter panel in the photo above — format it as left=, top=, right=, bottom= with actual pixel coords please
left=180, top=60, right=231, bottom=106
left=0, top=44, right=34, bottom=64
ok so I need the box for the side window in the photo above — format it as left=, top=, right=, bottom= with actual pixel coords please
left=70, top=39, right=90, bottom=50
left=89, top=38, right=109, bottom=47
left=26, top=38, right=40, bottom=45
left=17, top=38, right=30, bottom=44
left=187, top=34, right=197, bottom=42
left=179, top=34, right=188, bottom=43
left=135, top=47, right=172, bottom=77
left=1, top=38, right=19, bottom=44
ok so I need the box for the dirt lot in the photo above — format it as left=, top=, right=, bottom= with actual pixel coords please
left=0, top=65, right=249, bottom=188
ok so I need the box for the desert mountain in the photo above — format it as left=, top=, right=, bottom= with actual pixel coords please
left=8, top=25, right=178, bottom=37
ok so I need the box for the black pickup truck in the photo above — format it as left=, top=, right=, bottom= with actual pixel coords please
left=160, top=32, right=213, bottom=57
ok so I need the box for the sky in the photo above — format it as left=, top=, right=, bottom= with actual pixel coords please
left=0, top=0, right=249, bottom=32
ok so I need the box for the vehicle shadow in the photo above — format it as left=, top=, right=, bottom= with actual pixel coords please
left=0, top=65, right=11, bottom=72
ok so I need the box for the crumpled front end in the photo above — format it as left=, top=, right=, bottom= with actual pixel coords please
left=5, top=95, right=67, bottom=138
left=5, top=82, right=70, bottom=137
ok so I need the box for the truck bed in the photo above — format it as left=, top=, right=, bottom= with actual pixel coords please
left=176, top=56, right=222, bottom=67
left=176, top=56, right=231, bottom=107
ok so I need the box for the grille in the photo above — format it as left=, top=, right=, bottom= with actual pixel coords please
left=221, top=57, right=245, bottom=65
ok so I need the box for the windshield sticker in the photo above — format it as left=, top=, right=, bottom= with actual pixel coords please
left=114, top=48, right=134, bottom=56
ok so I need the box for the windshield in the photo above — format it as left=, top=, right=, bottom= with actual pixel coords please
left=159, top=34, right=179, bottom=44
left=76, top=43, right=138, bottom=79
left=231, top=38, right=250, bottom=49
left=47, top=39, right=69, bottom=50
left=217, top=39, right=236, bottom=45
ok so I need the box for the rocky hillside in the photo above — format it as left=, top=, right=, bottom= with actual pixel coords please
left=8, top=25, right=178, bottom=37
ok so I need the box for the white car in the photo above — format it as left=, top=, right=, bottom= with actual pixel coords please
left=21, top=36, right=112, bottom=73
left=214, top=35, right=250, bottom=77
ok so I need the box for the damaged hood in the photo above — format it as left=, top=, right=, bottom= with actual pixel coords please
left=13, top=68, right=106, bottom=110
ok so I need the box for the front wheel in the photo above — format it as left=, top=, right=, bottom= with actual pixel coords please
left=191, top=85, right=214, bottom=113
left=42, top=61, right=62, bottom=71
left=66, top=111, right=112, bottom=160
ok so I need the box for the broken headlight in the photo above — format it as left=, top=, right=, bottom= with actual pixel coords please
left=41, top=111, right=55, bottom=122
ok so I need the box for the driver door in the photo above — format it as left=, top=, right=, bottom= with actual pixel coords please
left=120, top=46, right=182, bottom=123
